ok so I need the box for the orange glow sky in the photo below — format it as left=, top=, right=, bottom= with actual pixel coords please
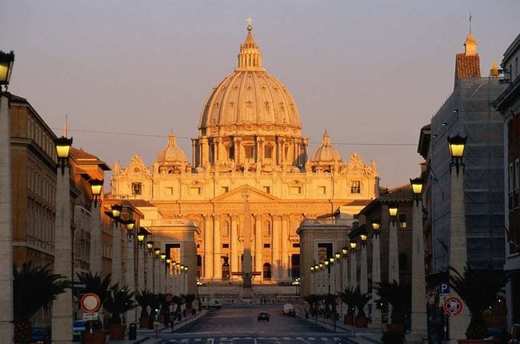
left=2, top=1, right=519, bottom=186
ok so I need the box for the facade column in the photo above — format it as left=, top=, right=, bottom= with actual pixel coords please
left=449, top=166, right=470, bottom=343
left=201, top=137, right=209, bottom=167
left=231, top=216, right=239, bottom=280
left=360, top=243, right=368, bottom=294
left=255, top=215, right=263, bottom=281
left=0, top=94, right=13, bottom=342
left=89, top=204, right=103, bottom=275
left=388, top=219, right=400, bottom=284
left=350, top=249, right=357, bottom=289
left=409, top=199, right=427, bottom=341
left=272, top=216, right=282, bottom=280
left=343, top=255, right=350, bottom=289
left=370, top=233, right=382, bottom=328
left=52, top=165, right=73, bottom=343
left=281, top=216, right=289, bottom=280
left=126, top=237, right=137, bottom=323
left=146, top=251, right=153, bottom=291
left=138, top=245, right=145, bottom=292
left=154, top=257, right=160, bottom=294
left=112, top=224, right=122, bottom=285
left=213, top=216, right=222, bottom=279
left=204, top=216, right=213, bottom=280
left=335, top=257, right=341, bottom=292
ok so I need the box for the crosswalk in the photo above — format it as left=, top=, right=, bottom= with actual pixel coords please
left=161, top=335, right=368, bottom=344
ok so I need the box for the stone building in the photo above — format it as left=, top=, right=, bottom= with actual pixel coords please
left=494, top=32, right=520, bottom=331
left=428, top=31, right=505, bottom=273
left=110, top=24, right=379, bottom=289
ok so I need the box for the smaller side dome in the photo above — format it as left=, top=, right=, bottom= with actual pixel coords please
left=312, top=130, right=342, bottom=162
left=156, top=133, right=188, bottom=164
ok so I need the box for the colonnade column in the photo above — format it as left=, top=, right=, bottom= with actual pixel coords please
left=52, top=162, right=73, bottom=343
left=255, top=215, right=263, bottom=281
left=388, top=217, right=399, bottom=284
left=360, top=243, right=368, bottom=294
left=146, top=251, right=153, bottom=291
left=89, top=203, right=103, bottom=275
left=204, top=216, right=213, bottom=280
left=0, top=94, right=13, bottom=341
left=126, top=237, right=137, bottom=323
left=350, top=249, right=357, bottom=289
left=112, top=224, right=122, bottom=285
left=231, top=216, right=239, bottom=280
left=370, top=232, right=382, bottom=328
left=410, top=196, right=427, bottom=341
left=154, top=257, right=160, bottom=294
left=138, top=245, right=145, bottom=292
left=213, top=216, right=222, bottom=280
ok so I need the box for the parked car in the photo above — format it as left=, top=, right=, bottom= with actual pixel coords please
left=257, top=312, right=270, bottom=322
left=208, top=299, right=222, bottom=309
left=31, top=327, right=50, bottom=344
left=72, top=320, right=87, bottom=341
left=282, top=303, right=296, bottom=316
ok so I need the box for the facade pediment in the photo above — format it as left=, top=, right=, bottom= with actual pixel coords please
left=211, top=185, right=279, bottom=203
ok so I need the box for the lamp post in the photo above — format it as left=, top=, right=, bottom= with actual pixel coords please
left=53, top=131, right=74, bottom=343
left=334, top=252, right=341, bottom=293
left=89, top=179, right=103, bottom=275
left=341, top=247, right=348, bottom=292
left=349, top=241, right=358, bottom=289
left=160, top=252, right=166, bottom=293
left=370, top=220, right=382, bottom=328
left=359, top=233, right=368, bottom=295
left=409, top=178, right=427, bottom=341
left=0, top=50, right=14, bottom=342
left=108, top=204, right=123, bottom=285
left=146, top=241, right=154, bottom=291
left=136, top=228, right=147, bottom=292
left=153, top=248, right=161, bottom=293
left=447, top=135, right=470, bottom=342
left=388, top=204, right=400, bottom=284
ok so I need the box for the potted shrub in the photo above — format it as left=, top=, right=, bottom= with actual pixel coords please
left=135, top=290, right=156, bottom=329
left=13, top=263, right=69, bottom=343
left=75, top=272, right=111, bottom=344
left=352, top=288, right=370, bottom=328
left=339, top=288, right=356, bottom=325
left=449, top=266, right=507, bottom=343
left=104, top=285, right=136, bottom=340
left=375, top=281, right=411, bottom=343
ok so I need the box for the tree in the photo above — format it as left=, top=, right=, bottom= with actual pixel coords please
left=135, top=290, right=156, bottom=328
left=75, top=272, right=111, bottom=306
left=13, top=263, right=69, bottom=343
left=449, top=266, right=507, bottom=340
left=104, top=285, right=136, bottom=325
left=374, top=281, right=411, bottom=326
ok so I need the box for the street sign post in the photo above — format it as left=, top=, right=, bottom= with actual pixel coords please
left=443, top=296, right=464, bottom=317
left=80, top=293, right=101, bottom=314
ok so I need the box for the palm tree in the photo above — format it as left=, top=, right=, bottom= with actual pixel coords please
left=338, top=288, right=356, bottom=324
left=449, top=266, right=507, bottom=340
left=351, top=287, right=370, bottom=327
left=104, top=285, right=136, bottom=340
left=374, top=281, right=411, bottom=327
left=135, top=291, right=156, bottom=328
left=13, top=263, right=69, bottom=343
left=75, top=272, right=111, bottom=306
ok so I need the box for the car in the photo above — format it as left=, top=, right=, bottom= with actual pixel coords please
left=257, top=312, right=270, bottom=322
left=72, top=320, right=87, bottom=341
left=282, top=303, right=296, bottom=317
left=208, top=299, right=222, bottom=309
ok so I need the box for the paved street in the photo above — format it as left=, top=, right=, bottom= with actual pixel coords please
left=156, top=305, right=378, bottom=344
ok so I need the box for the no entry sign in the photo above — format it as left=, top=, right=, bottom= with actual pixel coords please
left=80, top=293, right=101, bottom=314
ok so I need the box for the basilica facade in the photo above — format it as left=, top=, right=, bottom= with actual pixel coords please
left=110, top=24, right=379, bottom=285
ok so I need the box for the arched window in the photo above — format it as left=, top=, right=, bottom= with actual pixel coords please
left=263, top=263, right=272, bottom=280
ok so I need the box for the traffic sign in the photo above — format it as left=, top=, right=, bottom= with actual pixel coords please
left=80, top=293, right=101, bottom=313
left=82, top=312, right=99, bottom=321
left=443, top=296, right=464, bottom=316
left=440, top=283, right=450, bottom=295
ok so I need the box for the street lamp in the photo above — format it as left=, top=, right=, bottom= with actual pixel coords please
left=350, top=241, right=357, bottom=250
left=111, top=204, right=122, bottom=220
left=136, top=227, right=147, bottom=247
left=448, top=134, right=467, bottom=174
left=410, top=177, right=424, bottom=206
left=56, top=136, right=73, bottom=174
left=154, top=248, right=161, bottom=257
left=160, top=252, right=166, bottom=262
left=371, top=220, right=381, bottom=232
left=388, top=204, right=398, bottom=218
left=335, top=252, right=341, bottom=260
left=0, top=51, right=15, bottom=89
left=341, top=247, right=348, bottom=256
left=360, top=234, right=368, bottom=243
left=146, top=240, right=154, bottom=253
left=124, top=220, right=135, bottom=239
left=89, top=179, right=103, bottom=207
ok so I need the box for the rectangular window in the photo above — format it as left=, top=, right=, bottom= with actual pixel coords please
left=190, top=187, right=201, bottom=195
left=132, top=182, right=142, bottom=195
left=245, top=145, right=255, bottom=159
left=351, top=180, right=361, bottom=194
left=289, top=186, right=302, bottom=195
left=263, top=243, right=271, bottom=248
left=221, top=186, right=229, bottom=193
left=319, top=186, right=327, bottom=195
left=166, top=187, right=174, bottom=195
left=264, top=145, right=273, bottom=159
left=292, top=243, right=300, bottom=248
left=263, top=186, right=271, bottom=194
left=222, top=243, right=229, bottom=249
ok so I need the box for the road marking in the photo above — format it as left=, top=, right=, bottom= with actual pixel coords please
left=194, top=339, right=201, bottom=342
left=308, top=337, right=316, bottom=341
left=283, top=337, right=291, bottom=340
left=321, top=338, right=328, bottom=341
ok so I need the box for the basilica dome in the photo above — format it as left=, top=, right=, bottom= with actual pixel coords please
left=156, top=133, right=188, bottom=164
left=312, top=130, right=342, bottom=162
left=199, top=25, right=302, bottom=137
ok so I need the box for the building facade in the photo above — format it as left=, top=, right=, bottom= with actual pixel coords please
left=428, top=32, right=506, bottom=274
left=110, top=25, right=379, bottom=286
left=494, top=32, right=520, bottom=331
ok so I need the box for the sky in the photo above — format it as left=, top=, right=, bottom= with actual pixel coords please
left=1, top=0, right=519, bottom=187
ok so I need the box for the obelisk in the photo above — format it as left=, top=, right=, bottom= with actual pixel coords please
left=240, top=191, right=254, bottom=298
